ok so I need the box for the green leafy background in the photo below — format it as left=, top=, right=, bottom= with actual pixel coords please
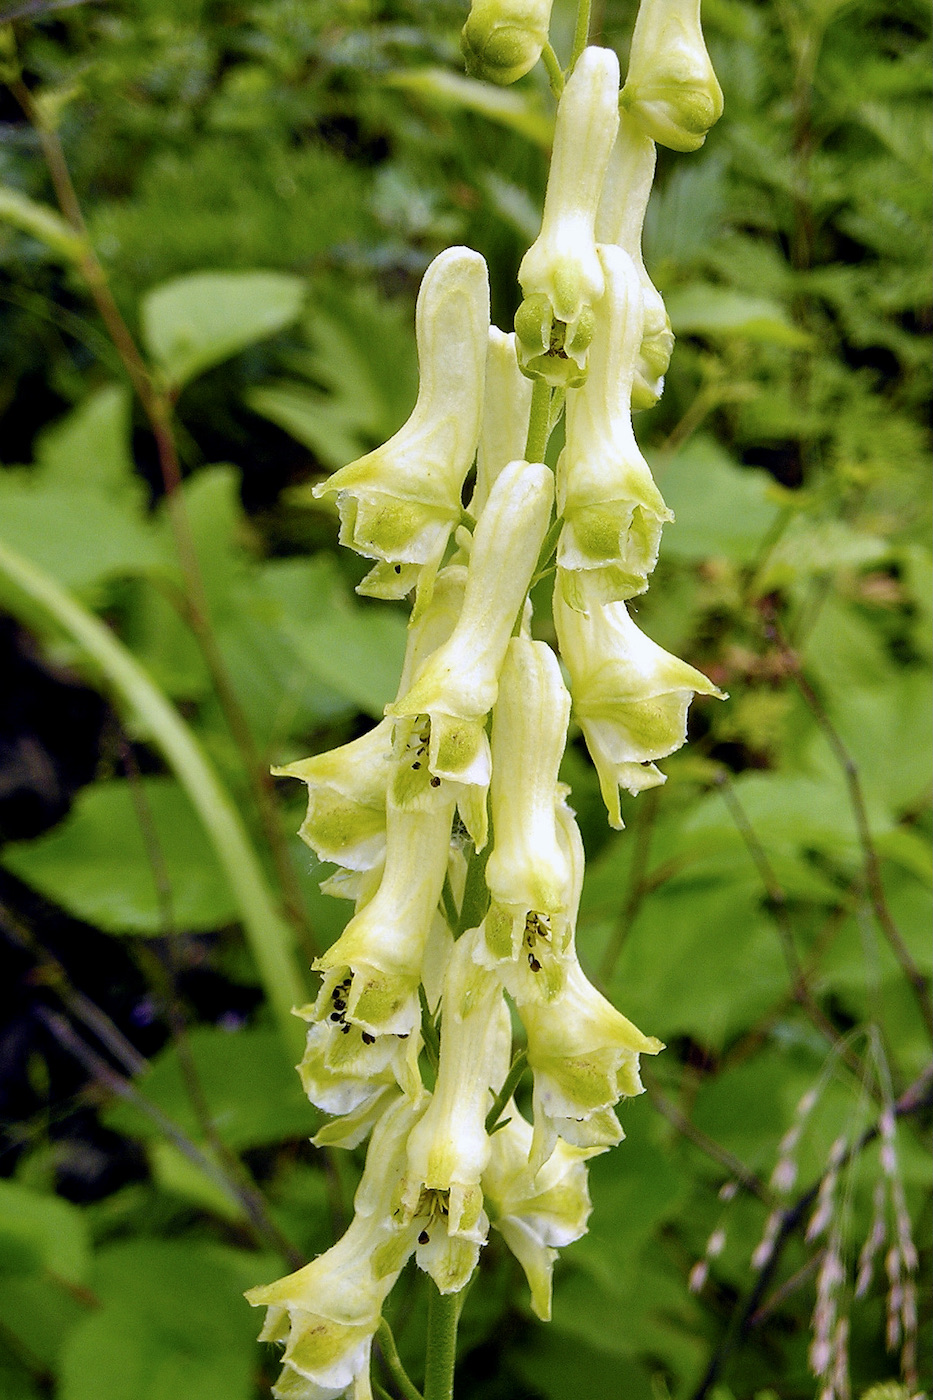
left=0, top=1, right=929, bottom=1398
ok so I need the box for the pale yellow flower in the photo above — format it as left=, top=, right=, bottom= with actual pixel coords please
left=620, top=0, right=723, bottom=152
left=461, top=0, right=555, bottom=84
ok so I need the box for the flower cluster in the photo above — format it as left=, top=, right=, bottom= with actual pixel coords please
left=249, top=4, right=722, bottom=1396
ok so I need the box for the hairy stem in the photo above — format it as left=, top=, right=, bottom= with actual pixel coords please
left=376, top=1319, right=424, bottom=1400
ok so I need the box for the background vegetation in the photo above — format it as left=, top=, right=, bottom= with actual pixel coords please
left=0, top=1, right=929, bottom=1397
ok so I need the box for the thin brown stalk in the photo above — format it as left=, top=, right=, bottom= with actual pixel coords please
left=643, top=1069, right=768, bottom=1202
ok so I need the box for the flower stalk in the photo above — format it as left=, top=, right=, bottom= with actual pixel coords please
left=250, top=3, right=724, bottom=1395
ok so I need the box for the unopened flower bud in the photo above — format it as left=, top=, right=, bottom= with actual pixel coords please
left=596, top=111, right=674, bottom=408
left=554, top=585, right=724, bottom=828
left=557, top=244, right=673, bottom=606
left=314, top=247, right=489, bottom=597
left=517, top=47, right=620, bottom=383
left=461, top=0, right=555, bottom=85
left=388, top=459, right=554, bottom=788
left=620, top=0, right=723, bottom=152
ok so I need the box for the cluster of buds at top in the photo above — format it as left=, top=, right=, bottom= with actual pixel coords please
left=249, top=7, right=722, bottom=1398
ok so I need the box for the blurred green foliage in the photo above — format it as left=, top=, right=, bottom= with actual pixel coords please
left=0, top=1, right=929, bottom=1399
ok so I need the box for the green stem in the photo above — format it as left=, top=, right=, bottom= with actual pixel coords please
left=0, top=538, right=308, bottom=1062
left=422, top=1285, right=459, bottom=1400
left=524, top=377, right=552, bottom=463
left=376, top=1319, right=424, bottom=1400
left=540, top=41, right=564, bottom=98
left=570, top=0, right=592, bottom=67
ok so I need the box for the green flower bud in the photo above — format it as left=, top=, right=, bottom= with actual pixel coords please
left=553, top=584, right=725, bottom=828
left=556, top=244, right=673, bottom=606
left=313, top=247, right=489, bottom=596
left=596, top=111, right=675, bottom=408
left=517, top=47, right=620, bottom=383
left=620, top=0, right=723, bottom=152
left=461, top=0, right=555, bottom=85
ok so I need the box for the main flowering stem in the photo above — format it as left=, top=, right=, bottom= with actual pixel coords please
left=249, top=4, right=724, bottom=1397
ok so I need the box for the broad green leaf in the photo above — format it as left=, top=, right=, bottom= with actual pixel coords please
left=757, top=515, right=888, bottom=588
left=246, top=381, right=367, bottom=469
left=58, top=1241, right=261, bottom=1400
left=0, top=476, right=165, bottom=592
left=34, top=386, right=138, bottom=500
left=1, top=778, right=238, bottom=935
left=665, top=283, right=812, bottom=346
left=383, top=68, right=552, bottom=147
left=261, top=556, right=408, bottom=719
left=608, top=877, right=787, bottom=1046
left=0, top=1181, right=90, bottom=1284
left=103, top=1026, right=314, bottom=1151
left=140, top=271, right=305, bottom=389
left=146, top=1142, right=245, bottom=1222
left=653, top=435, right=782, bottom=563
left=0, top=184, right=85, bottom=261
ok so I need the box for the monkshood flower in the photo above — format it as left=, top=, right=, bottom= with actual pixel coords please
left=313, top=247, right=489, bottom=600
left=468, top=328, right=533, bottom=519
left=314, top=762, right=457, bottom=1037
left=388, top=458, right=554, bottom=789
left=516, top=47, right=620, bottom=385
left=247, top=1093, right=425, bottom=1400
left=461, top=0, right=555, bottom=85
left=556, top=244, right=673, bottom=608
left=620, top=0, right=723, bottom=153
left=517, top=955, right=664, bottom=1171
left=595, top=112, right=674, bottom=410
left=554, top=583, right=724, bottom=828
left=401, top=927, right=513, bottom=1292
left=481, top=794, right=584, bottom=1006
left=273, top=566, right=467, bottom=871
left=482, top=1101, right=597, bottom=1320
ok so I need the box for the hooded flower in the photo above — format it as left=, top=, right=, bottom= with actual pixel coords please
left=461, top=0, right=555, bottom=85
left=480, top=795, right=584, bottom=1005
left=274, top=567, right=468, bottom=870
left=596, top=112, right=674, bottom=409
left=483, top=1101, right=598, bottom=1320
left=313, top=247, right=489, bottom=599
left=468, top=328, right=533, bottom=519
left=481, top=637, right=574, bottom=978
left=556, top=244, right=673, bottom=607
left=620, top=0, right=723, bottom=152
left=388, top=458, right=554, bottom=788
left=517, top=956, right=664, bottom=1171
left=554, top=583, right=724, bottom=827
left=401, top=926, right=513, bottom=1292
left=313, top=761, right=457, bottom=1037
left=516, top=47, right=620, bottom=384
left=246, top=1094, right=425, bottom=1400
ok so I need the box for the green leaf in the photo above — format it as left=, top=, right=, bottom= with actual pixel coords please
left=757, top=515, right=889, bottom=588
left=246, top=381, right=368, bottom=469
left=140, top=271, right=306, bottom=389
left=1, top=778, right=238, bottom=935
left=34, top=386, right=138, bottom=501
left=383, top=68, right=552, bottom=147
left=0, top=476, right=166, bottom=593
left=665, top=283, right=812, bottom=346
left=103, top=1026, right=314, bottom=1151
left=0, top=1181, right=90, bottom=1285
left=58, top=1241, right=262, bottom=1400
left=653, top=435, right=782, bottom=563
left=0, top=184, right=85, bottom=261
